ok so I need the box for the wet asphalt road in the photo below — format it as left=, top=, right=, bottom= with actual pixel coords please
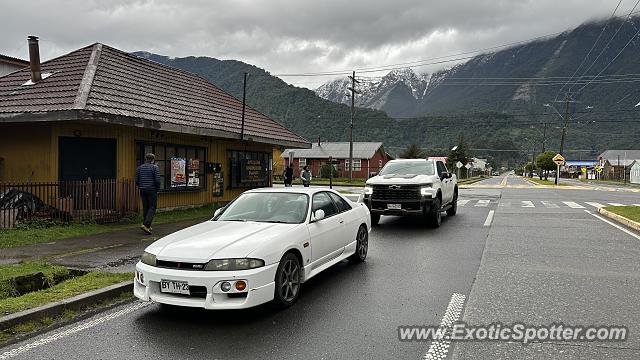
left=3, top=174, right=640, bottom=359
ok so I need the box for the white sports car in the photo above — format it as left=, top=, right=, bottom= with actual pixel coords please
left=134, top=187, right=371, bottom=309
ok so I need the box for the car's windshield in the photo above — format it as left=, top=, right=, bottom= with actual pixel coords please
left=216, top=192, right=309, bottom=224
left=379, top=161, right=435, bottom=176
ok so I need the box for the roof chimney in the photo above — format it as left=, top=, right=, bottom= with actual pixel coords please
left=27, top=36, right=42, bottom=83
left=318, top=136, right=321, bottom=146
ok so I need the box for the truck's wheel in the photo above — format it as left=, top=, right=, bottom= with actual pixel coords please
left=427, top=198, right=442, bottom=228
left=446, top=190, right=458, bottom=216
left=371, top=213, right=380, bottom=226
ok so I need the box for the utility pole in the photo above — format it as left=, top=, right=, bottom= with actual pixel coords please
left=347, top=71, right=360, bottom=181
left=240, top=72, right=247, bottom=141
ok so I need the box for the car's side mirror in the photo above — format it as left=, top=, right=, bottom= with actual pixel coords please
left=312, top=209, right=325, bottom=222
left=440, top=172, right=452, bottom=179
left=369, top=172, right=378, bottom=178
left=214, top=208, right=223, bottom=218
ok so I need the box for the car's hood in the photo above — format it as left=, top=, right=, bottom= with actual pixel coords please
left=145, top=221, right=300, bottom=262
left=366, top=174, right=437, bottom=185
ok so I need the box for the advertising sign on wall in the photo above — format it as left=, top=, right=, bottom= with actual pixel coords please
left=170, top=157, right=186, bottom=188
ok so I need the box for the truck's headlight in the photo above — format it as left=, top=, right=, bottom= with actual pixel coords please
left=363, top=186, right=373, bottom=195
left=205, top=258, right=265, bottom=271
left=140, top=252, right=157, bottom=266
left=420, top=185, right=433, bottom=195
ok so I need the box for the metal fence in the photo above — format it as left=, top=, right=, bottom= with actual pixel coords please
left=0, top=179, right=138, bottom=229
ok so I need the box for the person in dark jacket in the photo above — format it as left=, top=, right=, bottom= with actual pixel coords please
left=301, top=166, right=312, bottom=187
left=135, top=153, right=161, bottom=234
left=283, top=165, right=294, bottom=187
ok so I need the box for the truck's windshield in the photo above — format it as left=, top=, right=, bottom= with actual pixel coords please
left=378, top=161, right=435, bottom=176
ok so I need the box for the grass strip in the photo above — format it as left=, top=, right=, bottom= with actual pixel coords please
left=601, top=206, right=640, bottom=223
left=0, top=204, right=218, bottom=249
left=0, top=271, right=132, bottom=315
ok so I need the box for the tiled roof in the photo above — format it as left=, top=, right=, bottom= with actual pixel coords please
left=0, top=43, right=308, bottom=147
left=0, top=54, right=29, bottom=67
left=282, top=142, right=384, bottom=159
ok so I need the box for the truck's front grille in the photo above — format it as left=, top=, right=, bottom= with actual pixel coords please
left=372, top=185, right=421, bottom=200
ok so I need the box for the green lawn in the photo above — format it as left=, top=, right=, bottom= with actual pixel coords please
left=526, top=178, right=569, bottom=186
left=458, top=175, right=487, bottom=185
left=602, top=206, right=640, bottom=222
left=0, top=204, right=218, bottom=249
left=0, top=262, right=72, bottom=299
left=0, top=271, right=132, bottom=315
left=289, top=178, right=367, bottom=186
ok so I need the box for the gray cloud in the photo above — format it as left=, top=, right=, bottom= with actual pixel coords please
left=0, top=0, right=627, bottom=88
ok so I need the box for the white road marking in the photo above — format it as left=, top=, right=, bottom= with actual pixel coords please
left=483, top=210, right=495, bottom=227
left=457, top=199, right=470, bottom=207
left=541, top=201, right=559, bottom=208
left=498, top=202, right=510, bottom=207
left=0, top=302, right=150, bottom=359
left=475, top=200, right=490, bottom=207
left=585, top=202, right=604, bottom=209
left=608, top=203, right=624, bottom=206
left=585, top=210, right=640, bottom=241
left=423, top=293, right=466, bottom=360
left=563, top=201, right=585, bottom=209
left=521, top=200, right=535, bottom=208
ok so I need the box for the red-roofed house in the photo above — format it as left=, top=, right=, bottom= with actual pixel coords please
left=0, top=37, right=309, bottom=217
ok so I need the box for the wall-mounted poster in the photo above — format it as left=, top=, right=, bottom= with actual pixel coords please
left=170, top=157, right=186, bottom=188
left=188, top=158, right=200, bottom=187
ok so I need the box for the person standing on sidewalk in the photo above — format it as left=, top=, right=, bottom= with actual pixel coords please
left=283, top=165, right=294, bottom=187
left=301, top=166, right=312, bottom=187
left=135, top=153, right=161, bottom=234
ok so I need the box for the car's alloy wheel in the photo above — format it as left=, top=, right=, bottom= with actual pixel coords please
left=273, top=253, right=302, bottom=308
left=348, top=225, right=368, bottom=263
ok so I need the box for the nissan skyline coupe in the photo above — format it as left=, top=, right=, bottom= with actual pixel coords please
left=134, top=187, right=371, bottom=309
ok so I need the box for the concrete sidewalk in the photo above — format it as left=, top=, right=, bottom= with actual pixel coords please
left=0, top=218, right=206, bottom=273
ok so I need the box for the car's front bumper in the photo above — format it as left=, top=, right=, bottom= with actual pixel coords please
left=134, top=261, right=278, bottom=310
left=363, top=193, right=435, bottom=216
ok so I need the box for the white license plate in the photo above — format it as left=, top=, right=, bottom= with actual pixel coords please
left=160, top=280, right=190, bottom=295
left=387, top=203, right=401, bottom=210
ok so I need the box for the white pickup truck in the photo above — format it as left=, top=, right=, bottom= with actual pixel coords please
left=361, top=158, right=458, bottom=227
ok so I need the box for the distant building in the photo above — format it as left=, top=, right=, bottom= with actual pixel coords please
left=282, top=142, right=392, bottom=178
left=630, top=161, right=640, bottom=184
left=597, top=150, right=640, bottom=181
left=562, top=160, right=596, bottom=179
left=469, top=157, right=487, bottom=171
left=0, top=54, right=29, bottom=76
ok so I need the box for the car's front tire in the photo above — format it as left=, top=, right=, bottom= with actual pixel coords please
left=427, top=197, right=442, bottom=228
left=371, top=213, right=380, bottom=226
left=446, top=189, right=458, bottom=216
left=273, top=252, right=302, bottom=309
left=348, top=225, right=368, bottom=263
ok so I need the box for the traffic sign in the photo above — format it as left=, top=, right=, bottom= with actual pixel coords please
left=465, top=163, right=472, bottom=169
left=596, top=167, right=603, bottom=174
left=456, top=161, right=463, bottom=169
left=552, top=154, right=565, bottom=166
left=581, top=167, right=587, bottom=173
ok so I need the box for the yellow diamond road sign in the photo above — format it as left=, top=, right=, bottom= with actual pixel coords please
left=552, top=154, right=565, bottom=166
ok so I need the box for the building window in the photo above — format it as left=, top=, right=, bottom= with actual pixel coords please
left=228, top=150, right=272, bottom=189
left=344, top=159, right=362, bottom=171
left=299, top=158, right=307, bottom=168
left=136, top=142, right=206, bottom=191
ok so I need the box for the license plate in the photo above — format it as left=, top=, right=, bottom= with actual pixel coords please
left=387, top=203, right=401, bottom=209
left=160, top=280, right=190, bottom=295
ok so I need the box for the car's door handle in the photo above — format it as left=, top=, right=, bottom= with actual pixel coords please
left=339, top=218, right=344, bottom=223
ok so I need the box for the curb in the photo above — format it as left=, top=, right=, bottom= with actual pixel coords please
left=597, top=208, right=640, bottom=232
left=0, top=281, right=132, bottom=331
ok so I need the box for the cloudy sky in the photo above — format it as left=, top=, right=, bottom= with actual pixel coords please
left=0, top=0, right=632, bottom=88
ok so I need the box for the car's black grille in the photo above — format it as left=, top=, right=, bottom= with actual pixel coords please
left=156, top=260, right=207, bottom=271
left=188, top=286, right=208, bottom=298
left=372, top=185, right=421, bottom=201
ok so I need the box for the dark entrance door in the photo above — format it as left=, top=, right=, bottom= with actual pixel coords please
left=59, top=137, right=117, bottom=212
left=59, top=137, right=116, bottom=181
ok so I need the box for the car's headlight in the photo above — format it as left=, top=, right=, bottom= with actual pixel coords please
left=420, top=185, right=433, bottom=195
left=204, top=258, right=265, bottom=271
left=140, top=252, right=157, bottom=266
left=363, top=186, right=373, bottom=195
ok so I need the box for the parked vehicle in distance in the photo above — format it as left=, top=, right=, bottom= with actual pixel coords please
left=361, top=158, right=458, bottom=227
left=134, top=188, right=371, bottom=310
left=492, top=171, right=500, bottom=176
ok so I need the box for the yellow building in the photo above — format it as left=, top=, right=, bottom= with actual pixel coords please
left=0, top=38, right=308, bottom=217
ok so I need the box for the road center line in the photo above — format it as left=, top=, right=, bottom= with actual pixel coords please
left=0, top=302, right=150, bottom=359
left=423, top=293, right=466, bottom=360
left=483, top=210, right=495, bottom=227
left=584, top=210, right=640, bottom=241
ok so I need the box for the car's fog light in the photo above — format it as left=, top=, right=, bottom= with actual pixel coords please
left=135, top=271, right=144, bottom=284
left=235, top=280, right=247, bottom=291
left=220, top=281, right=232, bottom=292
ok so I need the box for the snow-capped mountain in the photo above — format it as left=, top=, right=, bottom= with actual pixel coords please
left=315, top=68, right=431, bottom=117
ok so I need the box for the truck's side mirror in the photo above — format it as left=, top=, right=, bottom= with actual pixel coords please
left=369, top=172, right=378, bottom=178
left=440, top=172, right=452, bottom=179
